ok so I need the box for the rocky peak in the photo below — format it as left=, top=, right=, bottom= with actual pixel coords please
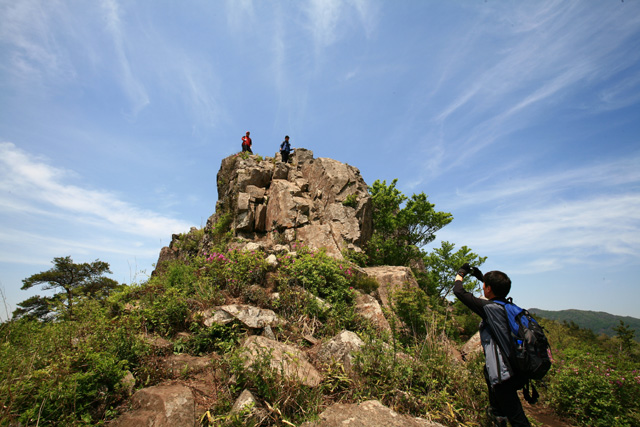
left=213, top=148, right=372, bottom=258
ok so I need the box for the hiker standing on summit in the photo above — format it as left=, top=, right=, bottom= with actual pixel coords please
left=280, top=135, right=292, bottom=163
left=241, top=131, right=253, bottom=154
left=454, top=264, right=531, bottom=427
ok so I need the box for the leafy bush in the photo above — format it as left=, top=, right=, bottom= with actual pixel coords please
left=277, top=248, right=350, bottom=302
left=0, top=300, right=147, bottom=425
left=142, top=287, right=190, bottom=336
left=202, top=249, right=269, bottom=297
left=175, top=321, right=243, bottom=356
left=546, top=350, right=640, bottom=426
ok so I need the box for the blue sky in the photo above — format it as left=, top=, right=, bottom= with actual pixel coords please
left=1, top=0, right=639, bottom=320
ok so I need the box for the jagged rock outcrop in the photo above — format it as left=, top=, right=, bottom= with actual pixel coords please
left=218, top=149, right=372, bottom=258
left=156, top=149, right=373, bottom=266
left=299, top=400, right=446, bottom=427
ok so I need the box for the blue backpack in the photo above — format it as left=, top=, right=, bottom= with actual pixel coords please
left=493, top=299, right=552, bottom=381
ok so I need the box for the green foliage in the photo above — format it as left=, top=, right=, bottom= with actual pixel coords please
left=366, top=179, right=453, bottom=266
left=546, top=350, right=640, bottom=426
left=277, top=248, right=350, bottom=302
left=174, top=228, right=204, bottom=255
left=341, top=248, right=369, bottom=267
left=175, top=322, right=243, bottom=356
left=203, top=249, right=269, bottom=297
left=0, top=300, right=147, bottom=425
left=142, top=287, right=190, bottom=336
left=351, top=333, right=486, bottom=426
left=538, top=318, right=640, bottom=426
left=614, top=321, right=636, bottom=353
left=422, top=241, right=486, bottom=298
left=17, top=256, right=119, bottom=320
left=342, top=194, right=358, bottom=208
left=208, top=212, right=234, bottom=252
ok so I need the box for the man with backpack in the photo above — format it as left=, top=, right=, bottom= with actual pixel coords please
left=280, top=135, right=292, bottom=163
left=454, top=264, right=532, bottom=427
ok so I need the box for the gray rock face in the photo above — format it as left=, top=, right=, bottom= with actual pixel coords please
left=111, top=384, right=196, bottom=427
left=205, top=149, right=372, bottom=259
left=230, top=389, right=269, bottom=423
left=299, top=400, right=446, bottom=427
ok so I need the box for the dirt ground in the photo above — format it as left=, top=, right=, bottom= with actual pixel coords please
left=523, top=398, right=576, bottom=427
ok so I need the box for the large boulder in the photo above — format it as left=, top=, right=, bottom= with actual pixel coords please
left=198, top=304, right=285, bottom=329
left=111, top=384, right=196, bottom=427
left=299, top=400, right=445, bottom=427
left=241, top=335, right=322, bottom=387
left=161, top=354, right=212, bottom=378
left=363, top=266, right=420, bottom=313
left=355, top=293, right=391, bottom=332
left=317, top=330, right=365, bottom=372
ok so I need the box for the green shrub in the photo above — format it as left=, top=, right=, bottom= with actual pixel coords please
left=0, top=300, right=148, bottom=426
left=202, top=249, right=269, bottom=297
left=277, top=248, right=349, bottom=302
left=175, top=322, right=243, bottom=356
left=208, top=212, right=234, bottom=251
left=142, top=287, right=189, bottom=336
left=351, top=334, right=485, bottom=426
left=546, top=350, right=640, bottom=426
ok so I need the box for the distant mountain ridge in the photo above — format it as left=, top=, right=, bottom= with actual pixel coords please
left=530, top=308, right=640, bottom=341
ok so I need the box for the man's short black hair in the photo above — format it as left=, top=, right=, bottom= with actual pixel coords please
left=484, top=270, right=511, bottom=299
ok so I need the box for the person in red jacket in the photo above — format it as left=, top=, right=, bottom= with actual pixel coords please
left=241, top=131, right=253, bottom=153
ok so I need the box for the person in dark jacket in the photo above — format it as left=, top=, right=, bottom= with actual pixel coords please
left=454, top=264, right=531, bottom=427
left=280, top=135, right=292, bottom=163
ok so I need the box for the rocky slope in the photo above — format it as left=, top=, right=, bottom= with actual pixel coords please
left=111, top=150, right=456, bottom=427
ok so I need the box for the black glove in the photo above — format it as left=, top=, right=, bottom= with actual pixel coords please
left=457, top=263, right=471, bottom=277
left=471, top=267, right=484, bottom=282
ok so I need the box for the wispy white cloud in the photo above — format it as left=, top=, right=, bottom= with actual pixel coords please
left=0, top=142, right=191, bottom=240
left=438, top=155, right=640, bottom=272
left=453, top=155, right=640, bottom=208
left=410, top=1, right=640, bottom=182
left=225, top=0, right=255, bottom=33
left=304, top=0, right=377, bottom=52
left=100, top=0, right=149, bottom=115
left=0, top=0, right=76, bottom=85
